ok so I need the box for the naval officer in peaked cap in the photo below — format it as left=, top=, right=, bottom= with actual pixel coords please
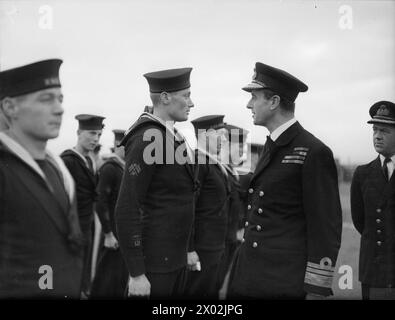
left=228, top=62, right=342, bottom=299
left=115, top=67, right=198, bottom=298
left=351, top=101, right=395, bottom=300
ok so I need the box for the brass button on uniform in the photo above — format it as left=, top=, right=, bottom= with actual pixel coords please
left=256, top=225, right=262, bottom=231
left=377, top=241, right=382, bottom=246
left=252, top=242, right=258, bottom=248
left=258, top=208, right=263, bottom=214
left=248, top=188, right=254, bottom=194
left=245, top=221, right=249, bottom=227
left=376, top=218, right=381, bottom=224
left=259, top=191, right=264, bottom=197
left=376, top=208, right=382, bottom=213
left=377, top=229, right=382, bottom=234
left=241, top=238, right=245, bottom=243
left=247, top=205, right=251, bottom=210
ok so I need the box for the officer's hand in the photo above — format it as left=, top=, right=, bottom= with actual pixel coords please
left=128, top=274, right=151, bottom=297
left=104, top=232, right=119, bottom=250
left=187, top=251, right=201, bottom=272
left=305, top=293, right=326, bottom=300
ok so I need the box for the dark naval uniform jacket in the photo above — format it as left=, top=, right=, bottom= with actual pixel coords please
left=0, top=133, right=83, bottom=298
left=91, top=155, right=128, bottom=298
left=229, top=121, right=342, bottom=298
left=60, top=149, right=98, bottom=234
left=189, top=150, right=230, bottom=266
left=115, top=113, right=197, bottom=277
left=96, top=155, right=124, bottom=235
left=226, top=168, right=252, bottom=242
left=351, top=157, right=395, bottom=288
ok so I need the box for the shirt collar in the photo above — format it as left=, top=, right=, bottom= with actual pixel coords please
left=270, top=118, right=297, bottom=142
left=379, top=154, right=395, bottom=165
left=142, top=112, right=176, bottom=136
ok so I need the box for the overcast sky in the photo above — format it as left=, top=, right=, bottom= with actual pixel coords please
left=0, top=0, right=394, bottom=164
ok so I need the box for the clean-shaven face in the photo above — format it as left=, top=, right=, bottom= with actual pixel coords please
left=167, top=88, right=194, bottom=122
left=373, top=124, right=395, bottom=157
left=246, top=89, right=273, bottom=126
left=11, top=87, right=64, bottom=140
left=78, top=129, right=103, bottom=152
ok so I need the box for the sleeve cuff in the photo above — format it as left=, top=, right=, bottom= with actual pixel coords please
left=304, top=259, right=335, bottom=297
left=125, top=256, right=146, bottom=277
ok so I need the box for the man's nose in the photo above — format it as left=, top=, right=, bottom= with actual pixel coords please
left=53, top=101, right=64, bottom=116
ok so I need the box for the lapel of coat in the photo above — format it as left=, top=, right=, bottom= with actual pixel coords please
left=368, top=157, right=387, bottom=193
left=251, top=122, right=303, bottom=184
left=69, top=148, right=97, bottom=184
left=368, top=157, right=395, bottom=206
left=8, top=159, right=69, bottom=236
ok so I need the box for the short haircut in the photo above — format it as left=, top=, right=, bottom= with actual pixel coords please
left=149, top=93, right=161, bottom=106
left=261, top=89, right=295, bottom=113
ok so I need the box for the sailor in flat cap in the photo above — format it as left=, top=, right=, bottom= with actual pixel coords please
left=216, top=124, right=252, bottom=293
left=91, top=129, right=128, bottom=298
left=61, top=113, right=105, bottom=297
left=228, top=62, right=342, bottom=299
left=184, top=115, right=230, bottom=299
left=0, top=59, right=83, bottom=298
left=351, top=101, right=395, bottom=300
left=115, top=67, right=197, bottom=298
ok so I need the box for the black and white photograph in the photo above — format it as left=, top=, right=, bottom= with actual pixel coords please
left=0, top=0, right=394, bottom=308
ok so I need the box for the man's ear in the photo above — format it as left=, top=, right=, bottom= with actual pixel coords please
left=1, top=97, right=19, bottom=120
left=269, top=95, right=281, bottom=111
left=160, top=92, right=171, bottom=105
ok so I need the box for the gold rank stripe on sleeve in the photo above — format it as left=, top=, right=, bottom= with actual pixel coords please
left=307, top=260, right=335, bottom=272
left=306, top=266, right=334, bottom=277
left=304, top=271, right=333, bottom=288
left=293, top=147, right=309, bottom=152
left=282, top=159, right=305, bottom=164
left=284, top=155, right=306, bottom=160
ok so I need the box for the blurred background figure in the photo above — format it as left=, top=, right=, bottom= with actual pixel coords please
left=91, top=129, right=128, bottom=298
left=61, top=114, right=105, bottom=298
left=185, top=115, right=230, bottom=299
left=217, top=124, right=251, bottom=296
left=143, top=105, right=153, bottom=114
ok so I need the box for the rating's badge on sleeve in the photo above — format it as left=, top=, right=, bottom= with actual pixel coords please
left=128, top=163, right=142, bottom=176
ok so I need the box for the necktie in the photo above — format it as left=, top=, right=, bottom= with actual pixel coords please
left=382, top=157, right=391, bottom=181
left=262, top=136, right=275, bottom=157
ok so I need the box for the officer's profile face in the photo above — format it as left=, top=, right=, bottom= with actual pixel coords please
left=2, top=88, right=64, bottom=140
left=167, top=88, right=194, bottom=122
left=246, top=89, right=274, bottom=126
left=78, top=129, right=103, bottom=152
left=373, top=124, right=395, bottom=157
